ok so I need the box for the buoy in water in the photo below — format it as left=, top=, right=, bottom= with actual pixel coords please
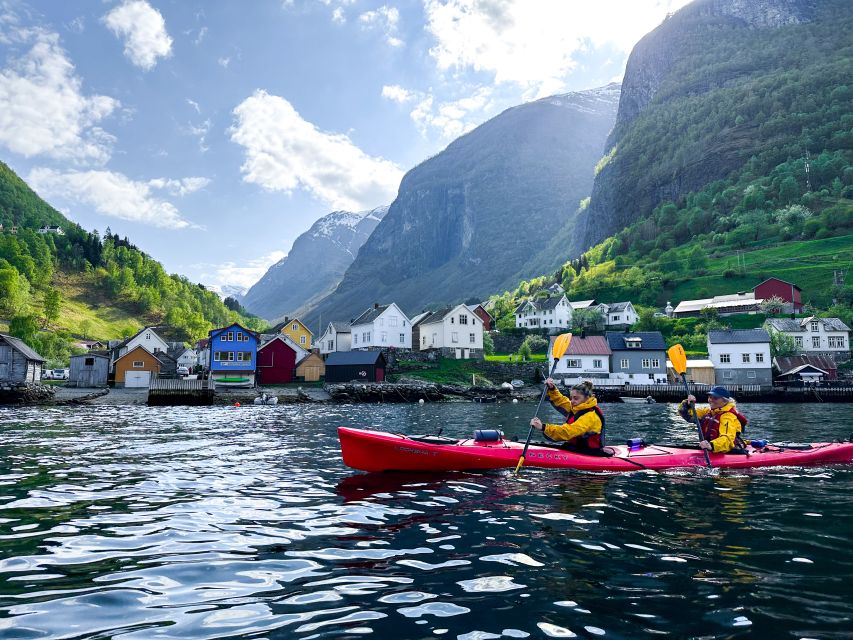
left=234, top=402, right=241, bottom=407
left=512, top=398, right=518, bottom=404
left=419, top=398, right=425, bottom=404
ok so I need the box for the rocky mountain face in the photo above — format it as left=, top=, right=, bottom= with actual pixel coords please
left=241, top=206, right=388, bottom=322
left=574, top=0, right=821, bottom=254
left=304, top=84, right=620, bottom=326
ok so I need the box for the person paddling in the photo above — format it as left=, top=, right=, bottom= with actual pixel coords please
left=679, top=386, right=748, bottom=453
left=530, top=379, right=605, bottom=452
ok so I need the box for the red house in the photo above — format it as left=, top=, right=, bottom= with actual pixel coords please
left=467, top=304, right=495, bottom=331
left=754, top=278, right=802, bottom=312
left=256, top=335, right=306, bottom=385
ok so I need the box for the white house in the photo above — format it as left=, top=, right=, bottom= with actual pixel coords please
left=548, top=335, right=612, bottom=383
left=764, top=317, right=850, bottom=361
left=109, top=327, right=169, bottom=371
left=707, top=329, right=772, bottom=386
left=37, top=225, right=64, bottom=235
left=195, top=339, right=210, bottom=368
left=351, top=303, right=412, bottom=350
left=415, top=304, right=484, bottom=358
left=673, top=292, right=762, bottom=317
left=318, top=321, right=353, bottom=355
left=169, top=346, right=197, bottom=371
left=605, top=302, right=639, bottom=328
left=514, top=295, right=572, bottom=329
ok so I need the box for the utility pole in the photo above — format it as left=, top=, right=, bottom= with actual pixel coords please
left=804, top=150, right=812, bottom=192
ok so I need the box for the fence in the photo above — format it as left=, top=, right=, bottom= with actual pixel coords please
left=148, top=377, right=215, bottom=406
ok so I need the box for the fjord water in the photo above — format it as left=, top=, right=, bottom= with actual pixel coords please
left=1, top=402, right=851, bottom=639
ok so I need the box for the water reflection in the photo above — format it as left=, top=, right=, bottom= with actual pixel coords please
left=0, top=403, right=851, bottom=639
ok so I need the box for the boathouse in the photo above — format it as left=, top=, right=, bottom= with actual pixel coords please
left=0, top=334, right=45, bottom=384
left=296, top=352, right=325, bottom=382
left=114, top=345, right=162, bottom=387
left=69, top=352, right=109, bottom=387
left=324, top=351, right=386, bottom=383
left=257, top=335, right=306, bottom=385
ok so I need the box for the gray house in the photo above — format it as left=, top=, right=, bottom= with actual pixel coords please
left=69, top=352, right=110, bottom=387
left=0, top=333, right=45, bottom=384
left=605, top=331, right=668, bottom=384
left=708, top=329, right=772, bottom=386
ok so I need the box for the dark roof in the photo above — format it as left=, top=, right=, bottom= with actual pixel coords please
left=331, top=321, right=351, bottom=332
left=71, top=352, right=109, bottom=360
left=604, top=331, right=666, bottom=351
left=514, top=295, right=566, bottom=314
left=607, top=301, right=632, bottom=313
left=420, top=306, right=455, bottom=324
left=325, top=351, right=387, bottom=366
left=0, top=334, right=45, bottom=362
left=209, top=322, right=258, bottom=340
left=708, top=329, right=770, bottom=344
left=773, top=355, right=838, bottom=372
left=352, top=304, right=391, bottom=325
left=766, top=317, right=850, bottom=332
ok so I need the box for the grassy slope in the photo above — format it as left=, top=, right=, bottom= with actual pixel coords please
left=51, top=271, right=144, bottom=340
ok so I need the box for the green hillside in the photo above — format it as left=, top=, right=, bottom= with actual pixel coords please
left=0, top=161, right=264, bottom=366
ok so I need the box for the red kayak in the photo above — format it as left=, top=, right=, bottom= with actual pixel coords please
left=338, top=427, right=853, bottom=473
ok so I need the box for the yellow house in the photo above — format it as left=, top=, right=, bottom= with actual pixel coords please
left=277, top=317, right=313, bottom=350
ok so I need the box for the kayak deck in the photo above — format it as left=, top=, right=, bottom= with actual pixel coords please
left=338, top=427, right=853, bottom=473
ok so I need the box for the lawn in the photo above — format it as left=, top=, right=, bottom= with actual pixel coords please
left=392, top=357, right=484, bottom=385
left=485, top=354, right=547, bottom=363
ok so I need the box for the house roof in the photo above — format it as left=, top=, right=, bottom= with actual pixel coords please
left=410, top=311, right=433, bottom=327
left=674, top=293, right=761, bottom=314
left=352, top=304, right=391, bottom=325
left=0, top=334, right=45, bottom=362
left=779, top=363, right=829, bottom=377
left=766, top=317, right=850, bottom=332
left=773, top=355, right=838, bottom=372
left=607, top=301, right=632, bottom=313
left=552, top=335, right=611, bottom=356
left=209, top=323, right=258, bottom=340
left=420, top=307, right=454, bottom=324
left=755, top=277, right=801, bottom=291
left=466, top=304, right=494, bottom=320
left=70, top=352, right=109, bottom=360
left=296, top=352, right=323, bottom=367
left=514, top=296, right=566, bottom=314
left=570, top=299, right=596, bottom=309
left=325, top=351, right=386, bottom=366
left=114, top=344, right=160, bottom=365
left=708, top=329, right=770, bottom=344
left=113, top=326, right=161, bottom=351
left=273, top=317, right=314, bottom=336
left=331, top=321, right=351, bottom=332
left=258, top=334, right=308, bottom=358
left=605, top=331, right=666, bottom=351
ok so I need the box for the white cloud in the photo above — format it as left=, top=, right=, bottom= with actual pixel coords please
left=218, top=56, right=231, bottom=68
left=423, top=0, right=691, bottom=97
left=147, top=176, right=210, bottom=196
left=331, top=7, right=346, bottom=24
left=27, top=168, right=197, bottom=229
left=230, top=90, right=403, bottom=211
left=0, top=29, right=118, bottom=163
left=186, top=98, right=200, bottom=113
left=103, top=0, right=173, bottom=70
left=359, top=5, right=403, bottom=47
left=410, top=86, right=494, bottom=139
left=183, top=118, right=211, bottom=152
left=381, top=84, right=415, bottom=104
left=205, top=251, right=287, bottom=293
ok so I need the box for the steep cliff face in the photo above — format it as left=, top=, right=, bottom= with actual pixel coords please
left=305, top=84, right=620, bottom=326
left=241, top=206, right=387, bottom=321
left=575, top=0, right=826, bottom=254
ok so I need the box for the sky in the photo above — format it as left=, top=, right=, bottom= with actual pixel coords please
left=0, top=0, right=691, bottom=295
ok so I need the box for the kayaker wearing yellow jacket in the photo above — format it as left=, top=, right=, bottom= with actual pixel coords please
left=679, top=386, right=747, bottom=453
left=530, top=379, right=605, bottom=451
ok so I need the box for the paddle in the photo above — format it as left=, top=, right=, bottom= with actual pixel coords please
left=513, top=332, right=572, bottom=476
left=667, top=343, right=712, bottom=467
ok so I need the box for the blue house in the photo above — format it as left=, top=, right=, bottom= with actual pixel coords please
left=208, top=323, right=258, bottom=387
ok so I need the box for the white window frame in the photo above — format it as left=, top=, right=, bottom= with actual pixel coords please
left=300, top=336, right=306, bottom=345
left=747, top=370, right=756, bottom=378
left=756, top=353, right=764, bottom=363
left=742, top=353, right=751, bottom=363
left=621, top=359, right=629, bottom=369
left=132, top=360, right=144, bottom=368
left=642, top=358, right=651, bottom=368
left=451, top=332, right=459, bottom=343
left=810, top=321, right=819, bottom=332
left=469, top=333, right=476, bottom=344
left=593, top=359, right=603, bottom=368
left=565, top=358, right=581, bottom=368
left=829, top=336, right=845, bottom=348
left=812, top=336, right=821, bottom=348
left=400, top=333, right=406, bottom=343
left=794, top=336, right=803, bottom=347
left=720, top=353, right=731, bottom=363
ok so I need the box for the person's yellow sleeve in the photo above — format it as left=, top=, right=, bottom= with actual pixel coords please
left=709, top=412, right=740, bottom=453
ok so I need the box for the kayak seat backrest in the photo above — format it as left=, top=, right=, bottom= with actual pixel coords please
left=408, top=435, right=458, bottom=445
left=473, top=429, right=503, bottom=442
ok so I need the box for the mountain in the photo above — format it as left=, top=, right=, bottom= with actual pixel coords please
left=573, top=0, right=849, bottom=254
left=304, top=84, right=621, bottom=326
left=241, top=206, right=388, bottom=322
left=0, top=161, right=263, bottom=364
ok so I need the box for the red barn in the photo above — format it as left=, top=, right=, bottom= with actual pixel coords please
left=256, top=335, right=305, bottom=385
left=754, top=278, right=802, bottom=312
left=467, top=304, right=495, bottom=331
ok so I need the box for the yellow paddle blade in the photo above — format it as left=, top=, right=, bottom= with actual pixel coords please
left=667, top=344, right=688, bottom=375
left=551, top=332, right=572, bottom=360
left=513, top=456, right=525, bottom=475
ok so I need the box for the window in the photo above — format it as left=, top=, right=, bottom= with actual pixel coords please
left=451, top=317, right=455, bottom=324
left=327, top=340, right=334, bottom=350
left=145, top=333, right=151, bottom=340
left=756, top=353, right=764, bottom=363
left=812, top=336, right=821, bottom=348
left=400, top=333, right=405, bottom=343
left=213, top=352, right=221, bottom=361
left=593, top=359, right=602, bottom=368
left=85, top=357, right=94, bottom=366
left=132, top=360, right=144, bottom=368
left=300, top=336, right=306, bottom=345
left=720, top=353, right=731, bottom=363
left=613, top=315, right=620, bottom=321
left=642, top=358, right=651, bottom=368
left=621, top=359, right=629, bottom=369
left=237, top=352, right=252, bottom=362
left=225, top=331, right=234, bottom=342
left=810, top=321, right=819, bottom=332
left=723, top=370, right=734, bottom=379
left=363, top=332, right=371, bottom=343
left=292, top=323, right=298, bottom=331
left=742, top=353, right=751, bottom=363
left=381, top=332, right=387, bottom=343
left=390, top=316, right=398, bottom=327
left=828, top=336, right=845, bottom=348
left=459, top=314, right=468, bottom=325
left=794, top=336, right=803, bottom=347
left=451, top=332, right=459, bottom=343
left=353, top=334, right=358, bottom=345
left=217, top=351, right=234, bottom=361
left=651, top=359, right=660, bottom=368
left=469, top=333, right=476, bottom=343
left=747, top=370, right=756, bottom=378
left=422, top=336, right=427, bottom=346
left=565, top=359, right=581, bottom=368
left=626, top=340, right=642, bottom=348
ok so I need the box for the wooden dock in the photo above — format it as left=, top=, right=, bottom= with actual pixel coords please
left=147, top=377, right=215, bottom=406
left=594, top=383, right=853, bottom=403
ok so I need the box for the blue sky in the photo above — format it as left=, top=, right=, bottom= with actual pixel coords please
left=0, top=0, right=689, bottom=294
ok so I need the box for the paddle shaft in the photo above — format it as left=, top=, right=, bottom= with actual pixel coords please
left=679, top=372, right=712, bottom=467
left=515, top=361, right=560, bottom=473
